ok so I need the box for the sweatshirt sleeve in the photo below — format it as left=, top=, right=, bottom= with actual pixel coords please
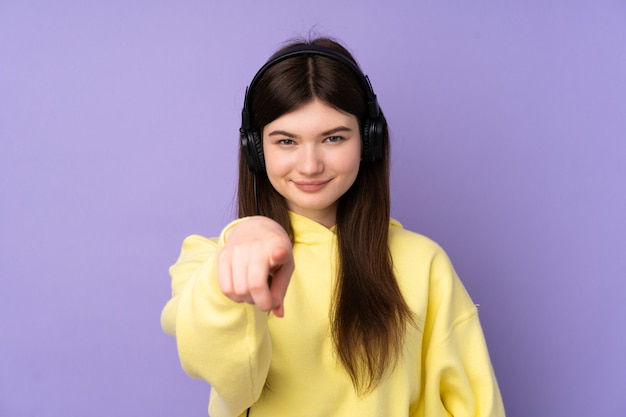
left=160, top=220, right=272, bottom=417
left=421, top=249, right=506, bottom=417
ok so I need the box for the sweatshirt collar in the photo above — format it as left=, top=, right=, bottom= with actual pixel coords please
left=288, top=212, right=336, bottom=244
left=288, top=212, right=404, bottom=244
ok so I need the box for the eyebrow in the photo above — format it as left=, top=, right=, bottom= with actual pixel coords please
left=267, top=126, right=353, bottom=138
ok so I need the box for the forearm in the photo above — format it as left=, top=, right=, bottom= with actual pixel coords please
left=173, top=245, right=272, bottom=416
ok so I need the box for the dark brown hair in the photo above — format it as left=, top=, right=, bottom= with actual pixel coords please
left=237, top=37, right=415, bottom=393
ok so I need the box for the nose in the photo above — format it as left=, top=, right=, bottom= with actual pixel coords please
left=296, top=144, right=324, bottom=176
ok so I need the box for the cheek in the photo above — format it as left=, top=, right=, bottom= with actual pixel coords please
left=336, top=145, right=362, bottom=176
left=264, top=151, right=291, bottom=181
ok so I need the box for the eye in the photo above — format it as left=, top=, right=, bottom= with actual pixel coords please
left=277, top=139, right=296, bottom=145
left=325, top=136, right=343, bottom=143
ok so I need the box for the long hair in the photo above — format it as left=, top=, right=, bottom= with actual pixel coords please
left=237, top=37, right=415, bottom=393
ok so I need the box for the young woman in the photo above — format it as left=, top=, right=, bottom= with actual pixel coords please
left=161, top=37, right=505, bottom=417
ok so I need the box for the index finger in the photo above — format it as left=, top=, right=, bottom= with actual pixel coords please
left=268, top=250, right=295, bottom=317
left=246, top=259, right=275, bottom=312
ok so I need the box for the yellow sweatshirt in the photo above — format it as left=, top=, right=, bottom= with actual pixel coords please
left=161, top=212, right=505, bottom=417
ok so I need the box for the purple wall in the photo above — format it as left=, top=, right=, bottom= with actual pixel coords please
left=1, top=1, right=624, bottom=416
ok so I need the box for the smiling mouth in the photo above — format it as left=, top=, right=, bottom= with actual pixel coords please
left=292, top=180, right=331, bottom=192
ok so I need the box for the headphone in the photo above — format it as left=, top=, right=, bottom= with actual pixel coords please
left=240, top=44, right=387, bottom=173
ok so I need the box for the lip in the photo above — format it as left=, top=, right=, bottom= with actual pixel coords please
left=292, top=179, right=331, bottom=192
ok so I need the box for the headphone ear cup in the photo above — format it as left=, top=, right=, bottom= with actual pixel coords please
left=240, top=129, right=265, bottom=172
left=361, top=117, right=385, bottom=161
left=362, top=119, right=372, bottom=161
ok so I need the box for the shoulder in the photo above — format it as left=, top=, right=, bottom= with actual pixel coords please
left=388, top=218, right=446, bottom=260
left=170, top=234, right=220, bottom=272
left=388, top=218, right=460, bottom=286
left=389, top=219, right=476, bottom=316
left=181, top=234, right=220, bottom=250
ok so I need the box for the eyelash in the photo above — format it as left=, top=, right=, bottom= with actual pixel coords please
left=276, top=136, right=344, bottom=145
left=325, top=136, right=343, bottom=143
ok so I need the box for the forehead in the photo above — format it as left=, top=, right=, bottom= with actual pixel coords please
left=266, top=99, right=358, bottom=130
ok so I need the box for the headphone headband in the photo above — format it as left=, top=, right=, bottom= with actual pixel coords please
left=241, top=44, right=381, bottom=131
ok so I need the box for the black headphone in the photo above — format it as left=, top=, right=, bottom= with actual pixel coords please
left=240, top=44, right=387, bottom=173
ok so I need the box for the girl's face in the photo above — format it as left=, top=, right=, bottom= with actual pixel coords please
left=262, top=99, right=362, bottom=228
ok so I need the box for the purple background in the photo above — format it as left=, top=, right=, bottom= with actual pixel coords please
left=1, top=1, right=625, bottom=416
